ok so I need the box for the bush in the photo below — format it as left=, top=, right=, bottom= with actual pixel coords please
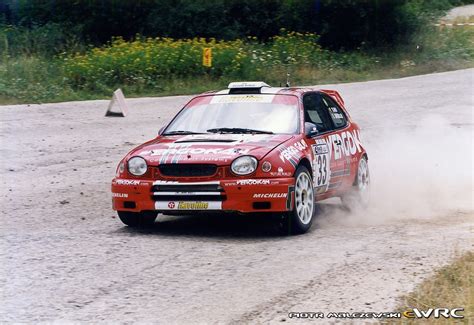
left=2, top=0, right=471, bottom=51
left=0, top=23, right=84, bottom=58
left=0, top=56, right=73, bottom=101
left=62, top=32, right=335, bottom=90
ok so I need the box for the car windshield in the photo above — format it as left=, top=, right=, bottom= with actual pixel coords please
left=164, top=94, right=299, bottom=135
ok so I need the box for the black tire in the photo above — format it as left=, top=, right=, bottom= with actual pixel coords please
left=341, top=156, right=370, bottom=211
left=117, top=211, right=157, bottom=227
left=282, top=166, right=315, bottom=235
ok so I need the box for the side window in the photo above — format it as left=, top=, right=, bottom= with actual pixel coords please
left=303, top=94, right=333, bottom=133
left=321, top=95, right=347, bottom=129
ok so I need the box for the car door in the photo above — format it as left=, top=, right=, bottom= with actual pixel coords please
left=319, top=93, right=353, bottom=191
left=303, top=93, right=344, bottom=195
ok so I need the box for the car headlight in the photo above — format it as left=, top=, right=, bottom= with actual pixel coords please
left=127, top=156, right=147, bottom=176
left=231, top=156, right=258, bottom=175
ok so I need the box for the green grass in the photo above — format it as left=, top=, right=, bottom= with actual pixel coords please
left=0, top=24, right=472, bottom=105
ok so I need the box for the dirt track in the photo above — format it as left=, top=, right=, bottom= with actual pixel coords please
left=0, top=69, right=473, bottom=323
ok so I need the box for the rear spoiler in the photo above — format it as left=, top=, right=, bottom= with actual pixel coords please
left=320, top=89, right=345, bottom=108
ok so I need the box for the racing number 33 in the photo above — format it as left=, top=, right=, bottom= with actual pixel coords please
left=312, top=144, right=330, bottom=189
left=316, top=154, right=328, bottom=186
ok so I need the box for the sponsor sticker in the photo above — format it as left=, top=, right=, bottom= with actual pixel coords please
left=324, top=130, right=363, bottom=160
left=154, top=180, right=179, bottom=184
left=313, top=144, right=329, bottom=155
left=140, top=147, right=249, bottom=157
left=270, top=167, right=292, bottom=177
left=155, top=201, right=222, bottom=210
left=178, top=202, right=208, bottom=209
left=279, top=139, right=308, bottom=165
left=115, top=179, right=140, bottom=186
left=253, top=193, right=287, bottom=199
left=112, top=193, right=128, bottom=198
left=236, top=179, right=271, bottom=185
left=210, top=95, right=274, bottom=104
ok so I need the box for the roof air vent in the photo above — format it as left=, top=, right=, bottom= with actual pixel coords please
left=227, top=81, right=270, bottom=94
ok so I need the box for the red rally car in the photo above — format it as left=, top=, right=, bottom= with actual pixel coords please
left=112, top=82, right=370, bottom=234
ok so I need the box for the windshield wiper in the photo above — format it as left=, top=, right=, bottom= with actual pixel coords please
left=162, top=130, right=207, bottom=135
left=207, top=127, right=273, bottom=134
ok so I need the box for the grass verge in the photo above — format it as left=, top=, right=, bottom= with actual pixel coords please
left=398, top=251, right=473, bottom=323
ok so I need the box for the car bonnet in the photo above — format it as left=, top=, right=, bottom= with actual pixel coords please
left=134, top=133, right=294, bottom=165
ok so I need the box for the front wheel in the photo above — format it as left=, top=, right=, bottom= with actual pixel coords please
left=341, top=156, right=370, bottom=211
left=117, top=211, right=157, bottom=227
left=282, top=166, right=315, bottom=235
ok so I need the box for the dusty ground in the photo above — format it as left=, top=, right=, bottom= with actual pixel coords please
left=0, top=69, right=473, bottom=323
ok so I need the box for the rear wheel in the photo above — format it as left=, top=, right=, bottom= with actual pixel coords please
left=341, top=156, right=370, bottom=210
left=117, top=211, right=157, bottom=227
left=282, top=166, right=315, bottom=235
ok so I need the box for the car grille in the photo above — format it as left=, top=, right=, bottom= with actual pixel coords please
left=151, top=183, right=225, bottom=201
left=158, top=164, right=217, bottom=177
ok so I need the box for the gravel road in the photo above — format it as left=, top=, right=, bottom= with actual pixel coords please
left=444, top=4, right=474, bottom=20
left=1, top=69, right=473, bottom=323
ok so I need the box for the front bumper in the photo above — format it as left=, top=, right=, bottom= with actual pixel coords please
left=111, top=177, right=295, bottom=213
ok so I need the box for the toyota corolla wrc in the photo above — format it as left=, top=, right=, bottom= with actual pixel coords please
left=111, top=81, right=370, bottom=234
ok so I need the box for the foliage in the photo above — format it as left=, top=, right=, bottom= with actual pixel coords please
left=62, top=32, right=335, bottom=90
left=0, top=0, right=473, bottom=104
left=0, top=56, right=73, bottom=102
left=0, top=23, right=84, bottom=57
left=0, top=22, right=472, bottom=104
left=2, top=0, right=473, bottom=52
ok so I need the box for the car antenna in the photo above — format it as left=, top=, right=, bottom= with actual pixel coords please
left=285, top=72, right=290, bottom=87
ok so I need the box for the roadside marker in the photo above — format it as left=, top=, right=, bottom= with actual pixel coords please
left=105, top=88, right=128, bottom=117
left=203, top=48, right=212, bottom=67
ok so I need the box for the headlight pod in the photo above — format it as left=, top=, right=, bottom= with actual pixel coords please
left=127, top=156, right=147, bottom=176
left=116, top=161, right=125, bottom=177
left=231, top=156, right=258, bottom=175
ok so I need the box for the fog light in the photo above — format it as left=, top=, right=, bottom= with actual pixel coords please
left=262, top=161, right=272, bottom=172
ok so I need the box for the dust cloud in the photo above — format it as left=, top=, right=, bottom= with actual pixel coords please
left=321, top=115, right=473, bottom=226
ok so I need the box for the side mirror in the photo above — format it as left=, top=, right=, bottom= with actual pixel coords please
left=158, top=126, right=165, bottom=135
left=304, top=122, right=318, bottom=138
